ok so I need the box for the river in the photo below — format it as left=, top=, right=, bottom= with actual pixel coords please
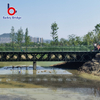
left=0, top=65, right=99, bottom=100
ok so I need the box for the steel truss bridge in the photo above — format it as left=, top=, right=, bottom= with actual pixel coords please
left=0, top=51, right=98, bottom=69
left=0, top=51, right=98, bottom=62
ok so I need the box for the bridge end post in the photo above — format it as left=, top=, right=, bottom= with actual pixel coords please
left=33, top=61, right=36, bottom=70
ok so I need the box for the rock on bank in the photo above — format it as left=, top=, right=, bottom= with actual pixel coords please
left=79, top=53, right=100, bottom=76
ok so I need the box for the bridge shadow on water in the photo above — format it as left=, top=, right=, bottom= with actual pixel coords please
left=51, top=62, right=85, bottom=69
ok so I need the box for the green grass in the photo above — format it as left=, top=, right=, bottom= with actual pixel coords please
left=0, top=45, right=94, bottom=52
left=0, top=61, right=64, bottom=67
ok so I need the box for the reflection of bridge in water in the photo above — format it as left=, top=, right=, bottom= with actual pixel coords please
left=0, top=51, right=99, bottom=69
left=1, top=73, right=100, bottom=89
left=0, top=73, right=87, bottom=85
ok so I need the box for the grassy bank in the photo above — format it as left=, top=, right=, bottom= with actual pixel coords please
left=78, top=72, right=100, bottom=81
left=0, top=61, right=64, bottom=67
left=68, top=70, right=100, bottom=81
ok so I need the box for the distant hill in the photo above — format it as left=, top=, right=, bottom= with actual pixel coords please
left=0, top=33, right=10, bottom=37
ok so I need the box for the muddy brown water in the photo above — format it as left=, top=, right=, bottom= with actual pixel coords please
left=0, top=65, right=99, bottom=100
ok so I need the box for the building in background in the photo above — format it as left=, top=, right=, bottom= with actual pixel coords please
left=30, top=37, right=43, bottom=43
left=0, top=33, right=43, bottom=43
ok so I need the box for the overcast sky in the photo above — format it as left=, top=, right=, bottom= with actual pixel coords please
left=0, top=0, right=100, bottom=39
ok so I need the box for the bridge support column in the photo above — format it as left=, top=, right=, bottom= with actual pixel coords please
left=33, top=70, right=36, bottom=77
left=33, top=61, right=36, bottom=70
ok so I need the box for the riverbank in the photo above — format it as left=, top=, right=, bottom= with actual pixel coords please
left=49, top=61, right=100, bottom=82
left=68, top=70, right=100, bottom=82
left=78, top=53, right=100, bottom=76
left=0, top=61, right=64, bottom=67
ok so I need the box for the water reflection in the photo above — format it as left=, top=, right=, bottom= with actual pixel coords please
left=0, top=88, right=100, bottom=100
left=0, top=65, right=72, bottom=75
left=0, top=65, right=100, bottom=99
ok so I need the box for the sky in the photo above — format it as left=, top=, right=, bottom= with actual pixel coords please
left=0, top=0, right=100, bottom=40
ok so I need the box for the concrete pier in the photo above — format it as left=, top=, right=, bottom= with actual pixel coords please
left=33, top=61, right=36, bottom=70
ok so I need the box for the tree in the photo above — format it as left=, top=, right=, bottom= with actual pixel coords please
left=16, top=27, right=23, bottom=50
left=60, top=38, right=66, bottom=46
left=25, top=28, right=31, bottom=51
left=93, top=23, right=100, bottom=43
left=68, top=34, right=76, bottom=45
left=51, top=22, right=59, bottom=45
left=94, top=23, right=100, bottom=34
left=75, top=36, right=82, bottom=45
left=83, top=31, right=94, bottom=45
left=10, top=26, right=15, bottom=51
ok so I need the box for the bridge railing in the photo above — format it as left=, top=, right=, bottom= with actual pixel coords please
left=0, top=45, right=94, bottom=52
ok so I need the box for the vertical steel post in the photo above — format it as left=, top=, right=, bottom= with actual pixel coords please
left=33, top=61, right=36, bottom=70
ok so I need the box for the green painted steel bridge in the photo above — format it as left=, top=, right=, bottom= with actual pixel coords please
left=0, top=51, right=98, bottom=62
left=0, top=45, right=99, bottom=69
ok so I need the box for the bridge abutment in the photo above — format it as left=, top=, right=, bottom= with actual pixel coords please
left=33, top=61, right=36, bottom=70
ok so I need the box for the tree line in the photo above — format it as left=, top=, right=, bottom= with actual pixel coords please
left=4, top=22, right=100, bottom=49
left=50, top=22, right=100, bottom=46
left=10, top=26, right=30, bottom=51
